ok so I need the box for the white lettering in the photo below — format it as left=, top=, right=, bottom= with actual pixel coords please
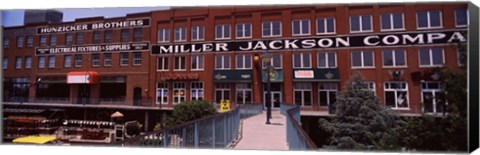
left=427, top=33, right=446, bottom=43
left=203, top=44, right=214, bottom=52
left=364, top=36, right=380, bottom=46
left=336, top=38, right=350, bottom=47
left=216, top=43, right=229, bottom=51
left=160, top=46, right=173, bottom=53
left=402, top=34, right=424, bottom=44
left=253, top=41, right=267, bottom=50
left=447, top=32, right=466, bottom=43
left=269, top=40, right=283, bottom=49
left=284, top=40, right=299, bottom=49
left=383, top=35, right=400, bottom=45
left=318, top=38, right=334, bottom=48
left=239, top=42, right=252, bottom=51
left=301, top=39, right=316, bottom=48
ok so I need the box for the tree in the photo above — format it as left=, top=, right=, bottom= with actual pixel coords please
left=318, top=72, right=402, bottom=150
left=165, top=100, right=217, bottom=127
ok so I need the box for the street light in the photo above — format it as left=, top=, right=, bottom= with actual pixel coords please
left=261, top=51, right=273, bottom=124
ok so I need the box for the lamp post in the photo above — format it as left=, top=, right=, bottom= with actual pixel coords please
left=261, top=51, right=273, bottom=124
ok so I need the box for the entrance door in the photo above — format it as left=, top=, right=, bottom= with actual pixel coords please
left=77, top=84, right=91, bottom=104
left=263, top=92, right=282, bottom=109
left=133, top=87, right=142, bottom=106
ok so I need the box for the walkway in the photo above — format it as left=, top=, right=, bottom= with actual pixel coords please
left=233, top=110, right=288, bottom=150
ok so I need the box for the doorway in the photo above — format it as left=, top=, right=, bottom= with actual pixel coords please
left=264, top=92, right=282, bottom=109
left=77, top=84, right=91, bottom=104
left=133, top=87, right=142, bottom=106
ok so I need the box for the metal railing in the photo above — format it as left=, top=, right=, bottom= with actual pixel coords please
left=2, top=97, right=154, bottom=107
left=119, top=104, right=263, bottom=148
left=280, top=103, right=318, bottom=150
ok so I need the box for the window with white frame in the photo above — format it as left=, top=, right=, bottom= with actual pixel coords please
left=215, top=83, right=231, bottom=104
left=48, top=56, right=55, bottom=68
left=351, top=51, right=374, bottom=68
left=294, top=83, right=312, bottom=106
left=66, top=33, right=73, bottom=45
left=134, top=28, right=143, bottom=41
left=455, top=8, right=468, bottom=27
left=64, top=55, right=71, bottom=68
left=26, top=36, right=33, bottom=47
left=157, top=57, right=169, bottom=71
left=318, top=52, right=336, bottom=68
left=215, top=24, right=231, bottom=39
left=157, top=28, right=170, bottom=42
left=383, top=49, right=406, bottom=67
left=318, top=82, right=338, bottom=107
left=121, top=29, right=129, bottom=42
left=74, top=54, right=82, bottom=67
left=421, top=81, right=446, bottom=113
left=236, top=54, right=252, bottom=69
left=317, top=17, right=335, bottom=34
left=120, top=53, right=129, bottom=66
left=104, top=53, right=112, bottom=66
left=15, top=56, right=22, bottom=69
left=3, top=37, right=9, bottom=48
left=133, top=52, right=142, bottom=66
left=40, top=35, right=47, bottom=46
left=262, top=21, right=282, bottom=37
left=157, top=82, right=169, bottom=104
left=262, top=54, right=282, bottom=69
left=191, top=26, right=204, bottom=41
left=191, top=82, right=204, bottom=101
left=384, top=82, right=408, bottom=108
left=91, top=54, right=100, bottom=67
left=50, top=35, right=57, bottom=46
left=236, top=83, right=252, bottom=104
left=93, top=31, right=101, bottom=43
left=215, top=55, right=230, bottom=69
left=292, top=19, right=310, bottom=36
left=417, top=10, right=442, bottom=29
left=174, top=56, right=186, bottom=71
left=174, top=27, right=187, bottom=42
left=458, top=45, right=467, bottom=67
left=105, top=30, right=113, bottom=43
left=38, top=56, right=46, bottom=68
left=191, top=55, right=204, bottom=70
left=236, top=23, right=252, bottom=39
left=293, top=53, right=311, bottom=68
left=380, top=13, right=404, bottom=31
left=76, top=32, right=84, bottom=44
left=3, top=57, right=7, bottom=69
left=25, top=56, right=32, bottom=69
left=350, top=15, right=372, bottom=32
left=419, top=47, right=444, bottom=67
left=366, top=81, right=376, bottom=95
left=17, top=36, right=24, bottom=48
left=173, top=82, right=186, bottom=104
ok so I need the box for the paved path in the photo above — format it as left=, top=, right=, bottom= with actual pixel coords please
left=233, top=110, right=288, bottom=150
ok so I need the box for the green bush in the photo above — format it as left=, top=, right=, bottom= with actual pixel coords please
left=165, top=100, right=217, bottom=127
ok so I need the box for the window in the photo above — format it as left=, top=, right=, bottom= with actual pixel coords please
left=366, top=81, right=376, bottom=95
left=294, top=83, right=312, bottom=106
left=236, top=23, right=252, bottom=39
left=38, top=56, right=46, bottom=68
left=422, top=81, right=446, bottom=113
left=236, top=83, right=252, bottom=104
left=215, top=55, right=231, bottom=69
left=48, top=56, right=55, bottom=68
left=15, top=56, right=22, bottom=69
left=76, top=32, right=84, bottom=44
left=3, top=57, right=7, bottom=69
left=215, top=83, right=231, bottom=104
left=215, top=24, right=230, bottom=39
left=383, top=49, right=406, bottom=67
left=157, top=57, right=169, bottom=71
left=292, top=19, right=310, bottom=36
left=92, top=54, right=100, bottom=67
left=64, top=55, right=71, bottom=68
left=74, top=54, right=82, bottom=67
left=3, top=37, right=9, bottom=48
left=174, top=27, right=187, bottom=42
left=17, top=36, right=24, bottom=48
left=191, top=26, right=204, bottom=41
left=134, top=28, right=143, bottom=41
left=25, top=56, right=32, bottom=69
left=191, top=82, right=204, bottom=101
left=173, top=82, right=186, bottom=104
left=66, top=33, right=73, bottom=45
left=419, top=47, right=444, bottom=67
left=120, top=53, right=129, bottom=66
left=317, top=17, right=335, bottom=34
left=455, top=8, right=468, bottom=27
left=293, top=53, right=311, bottom=68
left=380, top=13, right=404, bottom=31
left=318, top=52, right=336, bottom=68
left=351, top=51, right=374, bottom=68
left=262, top=54, right=282, bottom=69
left=318, top=83, right=338, bottom=107
left=50, top=35, right=57, bottom=46
left=458, top=45, right=467, bottom=67
left=236, top=54, right=252, bottom=69
left=191, top=55, right=204, bottom=70
left=350, top=15, right=372, bottom=32
left=93, top=31, right=101, bottom=43
left=105, top=30, right=113, bottom=43
left=157, top=83, right=169, bottom=104
left=262, top=21, right=282, bottom=37
left=40, top=35, right=47, bottom=46
left=417, top=10, right=442, bottom=29
left=132, top=52, right=142, bottom=66
left=384, top=82, right=409, bottom=109
left=174, top=56, right=186, bottom=71
left=26, top=36, right=34, bottom=47
left=104, top=53, right=112, bottom=66
left=121, top=29, right=129, bottom=42
left=157, top=28, right=170, bottom=42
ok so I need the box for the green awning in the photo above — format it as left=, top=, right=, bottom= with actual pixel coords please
left=293, top=69, right=339, bottom=81
left=213, top=70, right=253, bottom=83
left=262, top=69, right=284, bottom=82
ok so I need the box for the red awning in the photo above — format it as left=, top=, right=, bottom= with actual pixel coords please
left=67, top=71, right=99, bottom=84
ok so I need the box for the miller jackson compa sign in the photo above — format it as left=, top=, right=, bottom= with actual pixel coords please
left=151, top=30, right=466, bottom=54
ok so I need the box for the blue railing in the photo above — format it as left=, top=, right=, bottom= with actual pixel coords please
left=280, top=103, right=318, bottom=150
left=119, top=104, right=263, bottom=148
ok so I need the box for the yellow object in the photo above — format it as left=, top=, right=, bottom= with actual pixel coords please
left=219, top=99, right=230, bottom=113
left=13, top=136, right=57, bottom=144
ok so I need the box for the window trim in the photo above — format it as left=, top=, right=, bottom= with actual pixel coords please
left=3, top=37, right=10, bottom=49
left=26, top=36, right=34, bottom=47
left=157, top=56, right=169, bottom=71
left=236, top=54, right=252, bottom=70
left=215, top=55, right=231, bottom=70
left=384, top=81, right=410, bottom=109
left=15, top=56, right=22, bottom=69
left=64, top=55, right=72, bottom=68
left=215, top=24, right=231, bottom=40
left=191, top=25, right=205, bottom=41
left=39, top=35, right=47, bottom=47
left=103, top=53, right=112, bottom=67
left=17, top=36, right=24, bottom=48
left=349, top=15, right=374, bottom=33
left=351, top=50, right=375, bottom=69
left=262, top=21, right=283, bottom=38
left=173, top=56, right=186, bottom=71
left=382, top=49, right=407, bottom=68
left=2, top=57, right=7, bottom=69
left=190, top=81, right=204, bottom=101
left=455, top=8, right=468, bottom=28
left=292, top=53, right=312, bottom=69
left=120, top=52, right=129, bottom=66
left=50, top=35, right=57, bottom=46
left=262, top=54, right=283, bottom=69
left=157, top=28, right=170, bottom=43
left=380, top=13, right=406, bottom=32
left=418, top=47, right=445, bottom=68
left=156, top=82, right=169, bottom=105
left=292, top=19, right=311, bottom=36
left=132, top=52, right=142, bottom=66
left=174, top=27, right=187, bottom=42
left=421, top=81, right=445, bottom=113
left=173, top=82, right=186, bottom=104
left=190, top=55, right=204, bottom=71
left=317, top=52, right=337, bottom=68
left=236, top=83, right=252, bottom=104
left=121, top=29, right=130, bottom=42
left=293, top=83, right=313, bottom=107
left=236, top=23, right=253, bottom=39
left=76, top=32, right=84, bottom=45
left=316, top=17, right=336, bottom=35
left=25, top=56, right=32, bottom=69
left=91, top=54, right=100, bottom=67
left=38, top=56, right=46, bottom=69
left=318, top=82, right=339, bottom=107
left=74, top=55, right=82, bottom=68
left=416, top=10, right=443, bottom=30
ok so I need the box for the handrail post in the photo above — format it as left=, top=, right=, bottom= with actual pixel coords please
left=163, top=131, right=168, bottom=147
left=194, top=121, right=199, bottom=148
left=223, top=114, right=227, bottom=147
left=212, top=118, right=216, bottom=148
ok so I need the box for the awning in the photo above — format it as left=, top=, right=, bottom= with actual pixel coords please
left=67, top=71, right=99, bottom=84
left=262, top=69, right=284, bottom=82
left=213, top=70, right=253, bottom=83
left=293, top=69, right=340, bottom=82
left=13, top=136, right=57, bottom=144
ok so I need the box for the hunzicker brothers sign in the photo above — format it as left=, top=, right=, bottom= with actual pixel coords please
left=37, top=18, right=150, bottom=34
